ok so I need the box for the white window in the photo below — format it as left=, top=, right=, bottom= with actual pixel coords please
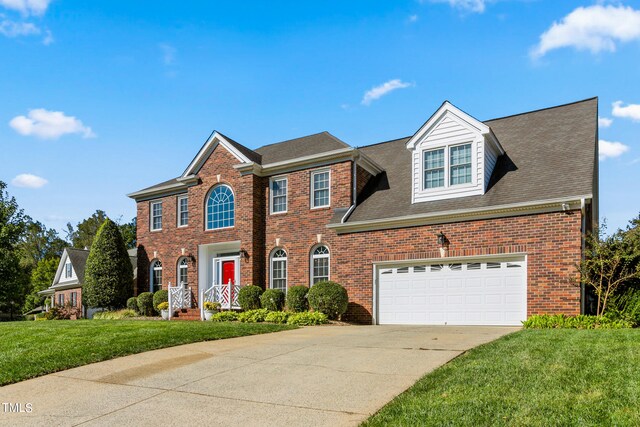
left=150, top=201, right=163, bottom=231
left=311, top=170, right=330, bottom=208
left=177, top=195, right=188, bottom=227
left=64, top=262, right=72, bottom=279
left=270, top=177, right=288, bottom=214
left=422, top=142, right=473, bottom=190
left=270, top=249, right=287, bottom=291
left=57, top=294, right=64, bottom=306
left=151, top=260, right=163, bottom=292
left=206, top=185, right=235, bottom=230
left=311, top=245, right=330, bottom=284
left=177, top=257, right=188, bottom=285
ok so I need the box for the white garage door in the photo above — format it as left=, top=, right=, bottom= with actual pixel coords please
left=377, top=258, right=527, bottom=326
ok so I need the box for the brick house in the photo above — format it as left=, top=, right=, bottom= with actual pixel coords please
left=128, top=98, right=598, bottom=325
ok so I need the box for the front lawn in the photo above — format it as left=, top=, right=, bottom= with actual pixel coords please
left=364, top=329, right=640, bottom=427
left=0, top=320, right=295, bottom=386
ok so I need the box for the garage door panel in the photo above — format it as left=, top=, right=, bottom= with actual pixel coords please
left=378, top=258, right=526, bottom=326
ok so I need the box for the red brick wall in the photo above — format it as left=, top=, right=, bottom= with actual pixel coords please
left=333, top=210, right=583, bottom=323
left=53, top=288, right=82, bottom=319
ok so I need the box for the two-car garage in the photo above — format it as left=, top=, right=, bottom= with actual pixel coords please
left=376, top=257, right=527, bottom=326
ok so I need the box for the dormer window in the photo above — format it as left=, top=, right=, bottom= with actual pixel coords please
left=64, top=262, right=72, bottom=279
left=423, top=148, right=445, bottom=189
left=423, top=142, right=473, bottom=191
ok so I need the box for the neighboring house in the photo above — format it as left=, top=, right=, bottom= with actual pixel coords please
left=128, top=98, right=598, bottom=326
left=40, top=247, right=138, bottom=318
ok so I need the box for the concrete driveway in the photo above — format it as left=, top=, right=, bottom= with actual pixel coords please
left=0, top=325, right=518, bottom=426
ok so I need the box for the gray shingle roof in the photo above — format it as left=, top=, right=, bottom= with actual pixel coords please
left=346, top=98, right=597, bottom=223
left=217, top=131, right=262, bottom=164
left=65, top=248, right=137, bottom=284
left=255, top=131, right=350, bottom=164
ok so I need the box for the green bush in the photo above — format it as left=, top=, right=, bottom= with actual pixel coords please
left=287, top=311, right=328, bottom=326
left=238, top=285, right=263, bottom=310
left=137, top=292, right=155, bottom=316
left=92, top=309, right=137, bottom=320
left=153, top=289, right=168, bottom=312
left=210, top=311, right=238, bottom=322
left=608, top=288, right=640, bottom=326
left=260, top=289, right=285, bottom=311
left=265, top=311, right=290, bottom=324
left=522, top=314, right=633, bottom=329
left=286, top=286, right=309, bottom=312
left=126, top=297, right=138, bottom=312
left=307, top=281, right=348, bottom=320
left=83, top=218, right=134, bottom=310
left=238, top=308, right=270, bottom=323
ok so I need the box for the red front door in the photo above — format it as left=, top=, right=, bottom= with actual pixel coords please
left=222, top=260, right=235, bottom=285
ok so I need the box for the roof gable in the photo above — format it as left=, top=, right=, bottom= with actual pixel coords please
left=182, top=131, right=260, bottom=177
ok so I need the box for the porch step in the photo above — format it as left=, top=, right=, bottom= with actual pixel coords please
left=171, top=308, right=201, bottom=321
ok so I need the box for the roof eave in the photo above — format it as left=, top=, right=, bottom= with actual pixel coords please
left=234, top=147, right=358, bottom=176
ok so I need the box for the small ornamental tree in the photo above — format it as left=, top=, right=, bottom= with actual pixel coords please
left=83, top=219, right=134, bottom=310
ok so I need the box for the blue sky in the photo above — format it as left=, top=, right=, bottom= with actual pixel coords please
left=1, top=0, right=639, bottom=234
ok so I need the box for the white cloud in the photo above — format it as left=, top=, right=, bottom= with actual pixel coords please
left=531, top=5, right=640, bottom=58
left=0, top=0, right=51, bottom=16
left=159, top=43, right=176, bottom=65
left=599, top=139, right=629, bottom=161
left=612, top=101, right=640, bottom=122
left=598, top=116, right=613, bottom=128
left=361, top=79, right=413, bottom=106
left=9, top=108, right=95, bottom=139
left=408, top=14, right=418, bottom=23
left=427, top=0, right=486, bottom=13
left=0, top=18, right=39, bottom=37
left=11, top=173, right=48, bottom=189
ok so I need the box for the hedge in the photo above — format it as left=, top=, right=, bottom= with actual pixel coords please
left=238, top=285, right=263, bottom=310
left=286, top=286, right=309, bottom=312
left=260, top=289, right=285, bottom=311
left=137, top=292, right=154, bottom=316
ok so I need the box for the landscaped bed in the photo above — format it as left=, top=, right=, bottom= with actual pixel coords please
left=0, top=320, right=295, bottom=386
left=363, top=329, right=640, bottom=427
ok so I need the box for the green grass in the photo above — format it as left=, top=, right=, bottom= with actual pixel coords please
left=363, top=329, right=640, bottom=427
left=0, top=320, right=295, bottom=386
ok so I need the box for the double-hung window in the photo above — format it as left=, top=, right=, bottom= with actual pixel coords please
left=150, top=201, right=163, bottom=231
left=423, top=143, right=473, bottom=190
left=177, top=195, right=189, bottom=227
left=64, top=262, right=72, bottom=279
left=70, top=292, right=77, bottom=307
left=423, top=148, right=445, bottom=189
left=311, top=170, right=330, bottom=208
left=449, top=144, right=472, bottom=185
left=270, top=177, right=288, bottom=214
left=311, top=245, right=330, bottom=284
left=57, top=294, right=64, bottom=306
left=270, top=249, right=287, bottom=291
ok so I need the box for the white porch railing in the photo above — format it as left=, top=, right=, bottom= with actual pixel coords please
left=168, top=282, right=192, bottom=320
left=200, top=280, right=241, bottom=320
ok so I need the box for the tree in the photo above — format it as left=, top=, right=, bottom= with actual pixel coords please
left=578, top=224, right=640, bottom=316
left=83, top=218, right=133, bottom=309
left=0, top=181, right=29, bottom=319
left=65, top=210, right=108, bottom=249
left=23, top=257, right=58, bottom=313
left=117, top=217, right=137, bottom=249
left=18, top=220, right=66, bottom=270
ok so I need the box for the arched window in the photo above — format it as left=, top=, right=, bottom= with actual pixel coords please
left=150, top=260, right=162, bottom=292
left=206, top=185, right=235, bottom=230
left=270, top=248, right=287, bottom=291
left=311, top=245, right=330, bottom=285
left=177, top=257, right=188, bottom=286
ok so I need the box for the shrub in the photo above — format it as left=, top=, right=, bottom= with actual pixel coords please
left=45, top=303, right=81, bottom=320
left=238, top=308, right=270, bottom=323
left=286, top=286, right=309, bottom=312
left=265, top=311, right=289, bottom=324
left=238, top=285, right=263, bottom=310
left=608, top=288, right=640, bottom=326
left=83, top=218, right=134, bottom=310
left=260, top=289, right=285, bottom=311
left=137, top=292, right=155, bottom=316
left=156, top=302, right=169, bottom=311
left=307, top=281, right=348, bottom=320
left=204, top=301, right=221, bottom=311
left=522, top=314, right=633, bottom=329
left=126, top=297, right=138, bottom=312
left=287, top=311, right=328, bottom=326
left=210, top=311, right=238, bottom=322
left=93, top=309, right=137, bottom=320
left=153, top=289, right=168, bottom=312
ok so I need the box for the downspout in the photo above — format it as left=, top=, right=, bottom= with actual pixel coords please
left=341, top=157, right=358, bottom=223
left=580, top=197, right=586, bottom=314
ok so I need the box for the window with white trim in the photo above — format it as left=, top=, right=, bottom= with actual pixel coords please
left=311, top=245, right=330, bottom=284
left=151, top=260, right=163, bottom=292
left=311, top=170, right=330, bottom=208
left=270, top=249, right=287, bottom=291
left=206, top=185, right=235, bottom=229
left=270, top=177, right=288, bottom=214
left=177, top=195, right=189, bottom=227
left=150, top=201, right=163, bottom=231
left=177, top=257, right=188, bottom=285
left=57, top=293, right=64, bottom=306
left=64, top=262, right=73, bottom=279
left=70, top=292, right=77, bottom=307
left=422, top=142, right=473, bottom=190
